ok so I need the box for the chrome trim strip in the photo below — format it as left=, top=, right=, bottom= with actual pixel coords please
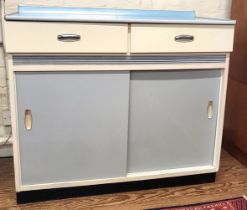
left=13, top=55, right=227, bottom=65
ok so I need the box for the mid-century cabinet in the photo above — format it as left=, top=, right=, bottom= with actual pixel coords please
left=2, top=5, right=235, bottom=201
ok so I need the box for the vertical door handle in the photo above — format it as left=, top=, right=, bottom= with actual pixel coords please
left=207, top=101, right=213, bottom=119
left=24, top=109, right=32, bottom=130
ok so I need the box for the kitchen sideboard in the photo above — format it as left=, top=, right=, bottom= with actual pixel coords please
left=2, top=6, right=235, bottom=203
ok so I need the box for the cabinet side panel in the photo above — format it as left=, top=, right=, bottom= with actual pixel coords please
left=16, top=71, right=129, bottom=185
left=128, top=70, right=221, bottom=173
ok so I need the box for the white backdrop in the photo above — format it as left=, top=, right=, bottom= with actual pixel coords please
left=5, top=0, right=232, bottom=18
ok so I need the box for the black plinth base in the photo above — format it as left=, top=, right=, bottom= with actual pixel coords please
left=16, top=172, right=216, bottom=204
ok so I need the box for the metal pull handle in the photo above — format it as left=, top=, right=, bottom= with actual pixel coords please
left=57, top=34, right=81, bottom=42
left=175, top=35, right=194, bottom=43
left=24, top=109, right=32, bottom=130
left=207, top=101, right=213, bottom=119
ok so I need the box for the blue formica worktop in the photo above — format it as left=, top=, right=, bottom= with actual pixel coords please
left=5, top=5, right=236, bottom=25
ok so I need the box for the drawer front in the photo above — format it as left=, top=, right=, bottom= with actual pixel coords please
left=131, top=24, right=235, bottom=53
left=5, top=22, right=128, bottom=53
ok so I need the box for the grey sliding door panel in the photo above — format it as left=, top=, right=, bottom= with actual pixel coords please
left=16, top=71, right=130, bottom=185
left=128, top=70, right=221, bottom=173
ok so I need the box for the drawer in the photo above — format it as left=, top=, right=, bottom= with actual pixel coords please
left=131, top=24, right=235, bottom=53
left=5, top=22, right=128, bottom=53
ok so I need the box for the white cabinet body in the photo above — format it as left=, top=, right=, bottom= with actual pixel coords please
left=3, top=17, right=235, bottom=195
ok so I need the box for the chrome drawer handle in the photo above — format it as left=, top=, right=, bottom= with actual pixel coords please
left=175, top=35, right=194, bottom=43
left=57, top=34, right=81, bottom=42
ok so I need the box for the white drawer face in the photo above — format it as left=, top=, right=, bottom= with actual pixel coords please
left=131, top=24, right=235, bottom=53
left=5, top=22, right=128, bottom=53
